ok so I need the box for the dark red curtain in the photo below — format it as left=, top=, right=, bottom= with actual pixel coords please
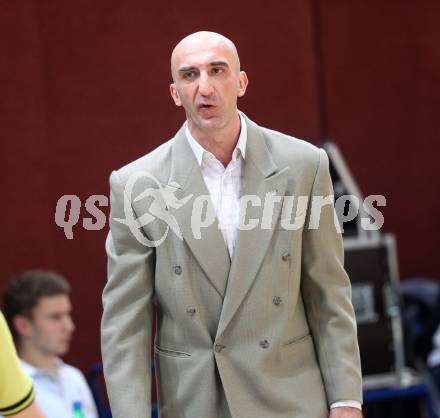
left=1, top=0, right=439, bottom=373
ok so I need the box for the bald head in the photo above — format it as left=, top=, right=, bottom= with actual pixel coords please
left=169, top=31, right=248, bottom=136
left=171, top=31, right=240, bottom=81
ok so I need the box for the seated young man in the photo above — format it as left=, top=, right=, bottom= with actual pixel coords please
left=3, top=270, right=97, bottom=418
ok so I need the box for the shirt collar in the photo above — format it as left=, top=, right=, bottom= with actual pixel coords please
left=20, top=357, right=64, bottom=378
left=185, top=111, right=247, bottom=166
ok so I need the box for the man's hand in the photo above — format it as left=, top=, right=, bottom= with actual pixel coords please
left=329, top=407, right=363, bottom=418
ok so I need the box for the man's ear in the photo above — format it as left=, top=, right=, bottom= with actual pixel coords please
left=170, top=84, right=182, bottom=106
left=13, top=315, right=34, bottom=338
left=237, top=71, right=248, bottom=98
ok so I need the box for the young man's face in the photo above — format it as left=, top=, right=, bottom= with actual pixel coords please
left=23, top=295, right=75, bottom=357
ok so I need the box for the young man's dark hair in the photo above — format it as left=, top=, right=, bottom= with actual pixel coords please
left=3, top=269, right=71, bottom=337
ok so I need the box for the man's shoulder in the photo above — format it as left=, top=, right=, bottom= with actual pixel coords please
left=258, top=125, right=322, bottom=168
left=111, top=137, right=175, bottom=186
left=261, top=126, right=319, bottom=154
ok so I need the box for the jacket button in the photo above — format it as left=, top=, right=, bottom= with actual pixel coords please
left=281, top=251, right=290, bottom=262
left=186, top=306, right=196, bottom=316
left=273, top=296, right=282, bottom=306
left=259, top=339, right=270, bottom=349
left=214, top=344, right=226, bottom=353
left=174, top=265, right=182, bottom=275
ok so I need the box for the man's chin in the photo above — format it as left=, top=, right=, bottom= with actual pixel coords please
left=54, top=344, right=70, bottom=356
left=196, top=114, right=224, bottom=130
left=187, top=112, right=228, bottom=135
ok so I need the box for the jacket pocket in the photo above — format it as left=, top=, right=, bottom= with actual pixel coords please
left=282, top=331, right=311, bottom=347
left=154, top=344, right=192, bottom=358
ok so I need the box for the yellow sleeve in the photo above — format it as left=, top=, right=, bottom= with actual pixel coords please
left=0, top=311, right=35, bottom=416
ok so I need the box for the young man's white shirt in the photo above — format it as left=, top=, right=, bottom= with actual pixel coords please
left=18, top=358, right=98, bottom=418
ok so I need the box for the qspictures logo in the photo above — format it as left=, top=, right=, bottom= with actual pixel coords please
left=54, top=171, right=386, bottom=245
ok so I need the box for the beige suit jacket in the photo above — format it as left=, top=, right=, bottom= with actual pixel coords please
left=101, top=114, right=362, bottom=418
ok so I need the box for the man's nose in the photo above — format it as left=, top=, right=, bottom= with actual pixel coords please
left=198, top=72, right=214, bottom=96
left=64, top=315, right=75, bottom=333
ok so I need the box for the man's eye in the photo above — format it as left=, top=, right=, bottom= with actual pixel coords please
left=183, top=72, right=196, bottom=79
left=212, top=67, right=224, bottom=75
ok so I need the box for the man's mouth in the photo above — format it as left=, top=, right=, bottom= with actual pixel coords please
left=198, top=103, right=215, bottom=109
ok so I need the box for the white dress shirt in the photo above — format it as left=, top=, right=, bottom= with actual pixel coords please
left=16, top=358, right=98, bottom=418
left=185, top=114, right=246, bottom=258
left=185, top=112, right=361, bottom=411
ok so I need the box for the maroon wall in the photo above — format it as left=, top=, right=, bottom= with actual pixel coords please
left=1, top=0, right=439, bottom=373
left=317, top=1, right=440, bottom=277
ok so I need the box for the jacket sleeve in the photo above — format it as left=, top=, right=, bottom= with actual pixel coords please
left=101, top=170, right=155, bottom=418
left=300, top=148, right=363, bottom=405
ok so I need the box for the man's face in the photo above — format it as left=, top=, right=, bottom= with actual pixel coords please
left=23, top=295, right=75, bottom=357
left=170, top=36, right=248, bottom=133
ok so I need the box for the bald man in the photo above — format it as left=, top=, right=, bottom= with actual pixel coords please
left=101, top=32, right=363, bottom=418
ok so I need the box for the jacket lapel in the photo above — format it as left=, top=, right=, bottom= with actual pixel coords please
left=168, top=126, right=231, bottom=299
left=216, top=116, right=290, bottom=337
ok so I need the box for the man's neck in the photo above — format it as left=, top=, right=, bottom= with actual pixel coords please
left=19, top=343, right=57, bottom=369
left=188, top=112, right=241, bottom=167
